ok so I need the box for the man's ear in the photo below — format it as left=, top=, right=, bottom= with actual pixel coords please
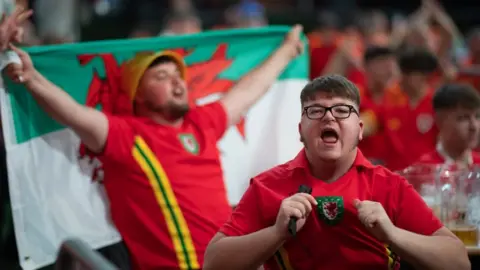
left=358, top=119, right=364, bottom=141
left=299, top=122, right=303, bottom=142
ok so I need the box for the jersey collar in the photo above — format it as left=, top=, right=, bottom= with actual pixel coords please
left=287, top=148, right=374, bottom=171
left=436, top=141, right=473, bottom=167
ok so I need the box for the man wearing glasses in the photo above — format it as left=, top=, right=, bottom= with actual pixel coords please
left=204, top=75, right=469, bottom=270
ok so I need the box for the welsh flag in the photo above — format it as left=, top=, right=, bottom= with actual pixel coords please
left=0, top=26, right=308, bottom=269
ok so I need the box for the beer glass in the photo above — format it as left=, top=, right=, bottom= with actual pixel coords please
left=398, top=164, right=441, bottom=218
left=441, top=167, right=479, bottom=247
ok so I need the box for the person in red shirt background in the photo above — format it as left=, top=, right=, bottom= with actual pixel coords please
left=6, top=26, right=304, bottom=270
left=351, top=46, right=398, bottom=104
left=308, top=10, right=341, bottom=79
left=355, top=46, right=397, bottom=164
left=362, top=48, right=439, bottom=171
left=418, top=83, right=480, bottom=167
left=203, top=75, right=469, bottom=270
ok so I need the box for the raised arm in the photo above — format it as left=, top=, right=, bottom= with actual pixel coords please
left=5, top=44, right=108, bottom=153
left=220, top=25, right=304, bottom=127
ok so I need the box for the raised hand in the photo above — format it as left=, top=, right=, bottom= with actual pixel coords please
left=283, top=24, right=305, bottom=58
left=0, top=6, right=33, bottom=50
left=5, top=43, right=34, bottom=83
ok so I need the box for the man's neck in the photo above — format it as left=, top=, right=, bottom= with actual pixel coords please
left=136, top=110, right=183, bottom=128
left=438, top=139, right=471, bottom=164
left=307, top=149, right=358, bottom=182
left=403, top=83, right=428, bottom=107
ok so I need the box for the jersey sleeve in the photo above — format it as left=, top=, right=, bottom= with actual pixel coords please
left=191, top=102, right=228, bottom=141
left=91, top=114, right=135, bottom=164
left=391, top=175, right=443, bottom=235
left=219, top=178, right=267, bottom=236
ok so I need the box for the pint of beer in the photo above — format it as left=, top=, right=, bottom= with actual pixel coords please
left=449, top=224, right=479, bottom=246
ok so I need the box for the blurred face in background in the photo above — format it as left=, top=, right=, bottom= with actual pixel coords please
left=226, top=1, right=267, bottom=29
left=437, top=107, right=480, bottom=151
left=355, top=10, right=389, bottom=46
left=165, top=16, right=202, bottom=35
left=234, top=17, right=267, bottom=28
left=400, top=72, right=427, bottom=93
left=369, top=11, right=389, bottom=34
left=365, top=55, right=397, bottom=88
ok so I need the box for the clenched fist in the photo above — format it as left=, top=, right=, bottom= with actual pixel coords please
left=274, top=193, right=317, bottom=238
left=4, top=43, right=34, bottom=83
left=354, top=199, right=397, bottom=243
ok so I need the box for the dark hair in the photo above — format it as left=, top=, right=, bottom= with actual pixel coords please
left=300, top=75, right=360, bottom=107
left=364, top=46, right=394, bottom=63
left=433, top=83, right=480, bottom=112
left=147, top=55, right=177, bottom=69
left=397, top=48, right=438, bottom=74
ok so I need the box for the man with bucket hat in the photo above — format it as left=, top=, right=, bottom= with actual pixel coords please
left=5, top=25, right=304, bottom=269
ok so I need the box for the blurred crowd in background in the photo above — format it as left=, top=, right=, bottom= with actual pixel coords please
left=12, top=0, right=480, bottom=45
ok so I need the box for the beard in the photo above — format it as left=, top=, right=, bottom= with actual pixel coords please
left=147, top=100, right=190, bottom=120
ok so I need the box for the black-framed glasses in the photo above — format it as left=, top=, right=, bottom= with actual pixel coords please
left=302, top=104, right=359, bottom=120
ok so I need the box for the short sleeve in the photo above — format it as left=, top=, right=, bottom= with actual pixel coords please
left=190, top=102, right=228, bottom=140
left=219, top=178, right=267, bottom=236
left=91, top=114, right=135, bottom=164
left=391, top=176, right=443, bottom=235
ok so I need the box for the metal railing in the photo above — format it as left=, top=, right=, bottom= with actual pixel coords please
left=54, top=238, right=118, bottom=270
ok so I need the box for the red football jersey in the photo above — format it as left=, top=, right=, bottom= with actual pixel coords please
left=95, top=102, right=232, bottom=270
left=357, top=84, right=403, bottom=164
left=310, top=45, right=337, bottom=79
left=220, top=149, right=442, bottom=270
left=372, top=91, right=438, bottom=171
left=358, top=104, right=385, bottom=163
